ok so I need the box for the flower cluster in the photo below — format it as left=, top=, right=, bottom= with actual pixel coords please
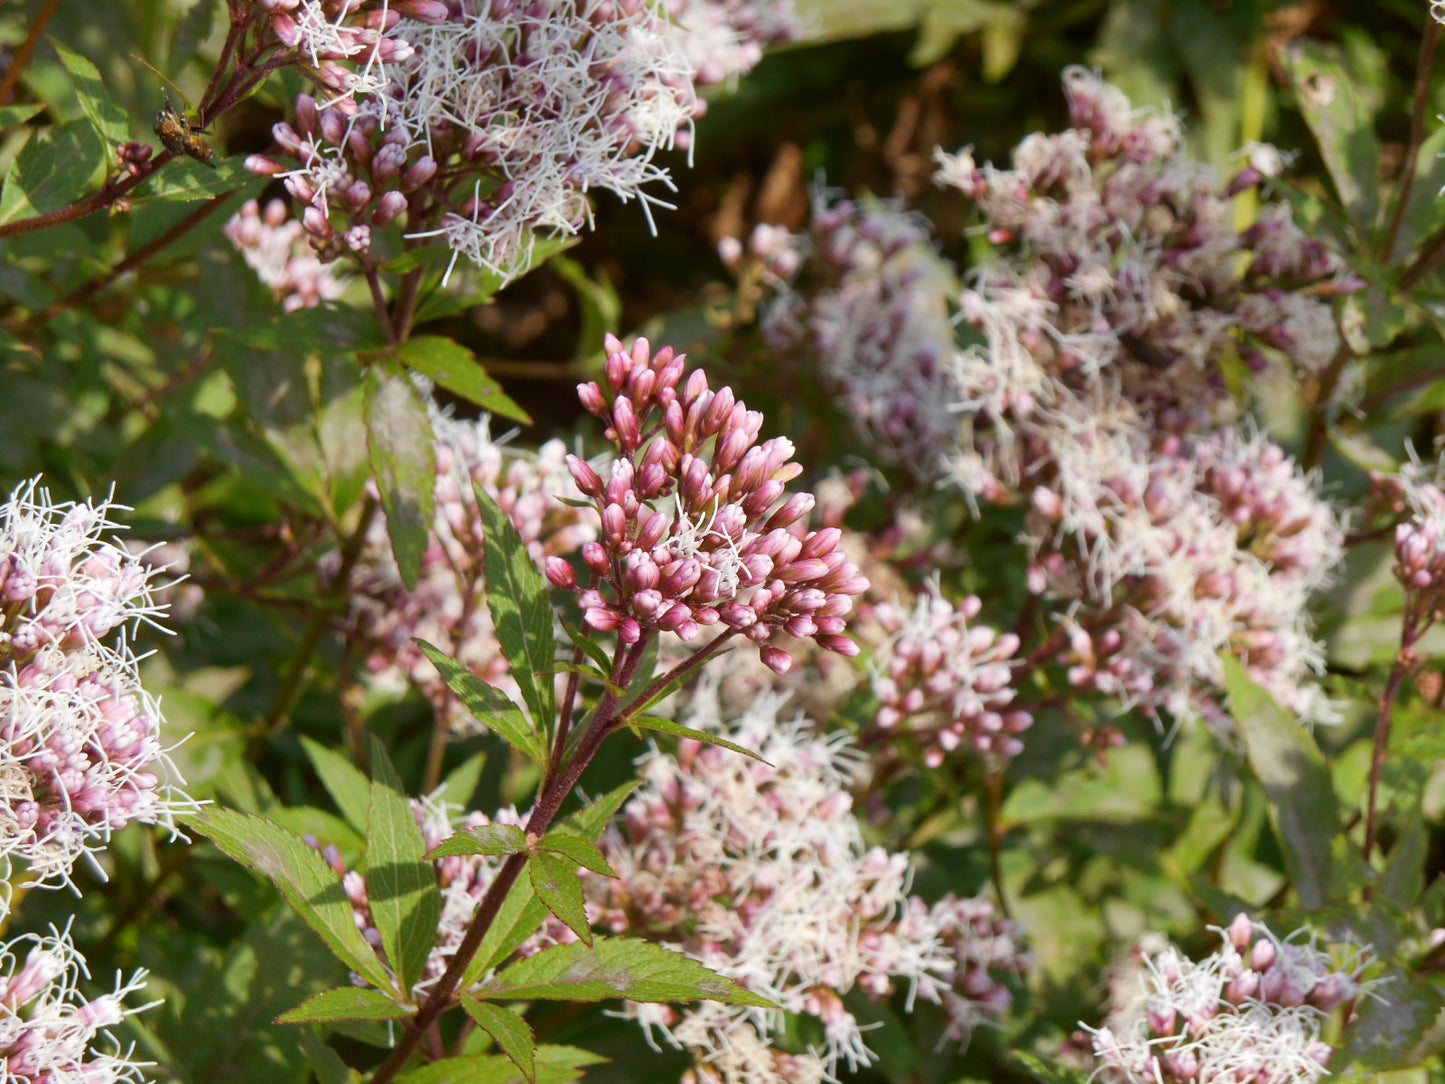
left=0, top=924, right=158, bottom=1084
left=224, top=197, right=349, bottom=311
left=547, top=334, right=868, bottom=673
left=589, top=692, right=1026, bottom=1084
left=344, top=406, right=594, bottom=733
left=759, top=197, right=961, bottom=474
left=251, top=0, right=703, bottom=283
left=662, top=0, right=798, bottom=87
left=1369, top=456, right=1445, bottom=638
left=868, top=578, right=1032, bottom=764
left=0, top=479, right=192, bottom=891
left=1085, top=914, right=1371, bottom=1084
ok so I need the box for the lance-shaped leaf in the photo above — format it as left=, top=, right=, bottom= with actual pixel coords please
left=462, top=998, right=537, bottom=1082
left=563, top=781, right=638, bottom=840
left=476, top=487, right=556, bottom=735
left=277, top=987, right=414, bottom=1025
left=474, top=938, right=775, bottom=1008
left=627, top=715, right=769, bottom=764
left=365, top=362, right=435, bottom=590
left=1223, top=657, right=1336, bottom=910
left=397, top=1045, right=604, bottom=1084
left=393, top=336, right=530, bottom=423
left=536, top=832, right=614, bottom=877
left=366, top=738, right=443, bottom=993
left=428, top=823, right=528, bottom=859
left=302, top=736, right=371, bottom=834
left=53, top=44, right=130, bottom=152
left=529, top=850, right=592, bottom=946
left=183, top=808, right=393, bottom=992
left=417, top=640, right=544, bottom=765
left=466, top=875, right=550, bottom=986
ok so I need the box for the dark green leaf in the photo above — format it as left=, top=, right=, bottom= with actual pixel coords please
left=1279, top=40, right=1380, bottom=232
left=0, top=103, right=44, bottom=129
left=461, top=998, right=537, bottom=1082
left=298, top=1030, right=363, bottom=1084
left=1223, top=658, right=1336, bottom=910
left=416, top=640, right=544, bottom=764
left=0, top=120, right=105, bottom=225
left=476, top=488, right=556, bottom=735
left=427, top=823, right=528, bottom=859
left=1378, top=814, right=1427, bottom=908
left=182, top=808, right=394, bottom=992
left=276, top=987, right=414, bottom=1024
left=302, top=737, right=371, bottom=835
left=365, top=363, right=436, bottom=590
left=562, top=781, right=638, bottom=841
left=394, top=336, right=530, bottom=423
left=365, top=738, right=443, bottom=994
left=475, top=938, right=775, bottom=1008
left=465, top=875, right=549, bottom=985
left=560, top=617, right=612, bottom=675
left=441, top=751, right=487, bottom=809
left=626, top=715, right=769, bottom=765
left=536, top=831, right=615, bottom=877
left=1336, top=966, right=1445, bottom=1071
left=134, top=154, right=259, bottom=202
left=529, top=850, right=592, bottom=945
left=53, top=42, right=131, bottom=151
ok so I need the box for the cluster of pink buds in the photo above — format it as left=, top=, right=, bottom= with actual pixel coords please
left=343, top=408, right=595, bottom=734
left=547, top=334, right=868, bottom=674
left=1368, top=458, right=1445, bottom=637
left=224, top=198, right=350, bottom=311
left=0, top=479, right=192, bottom=892
left=868, top=580, right=1032, bottom=764
left=662, top=0, right=798, bottom=87
left=1084, top=914, right=1371, bottom=1084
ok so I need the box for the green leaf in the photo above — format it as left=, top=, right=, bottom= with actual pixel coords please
left=1279, top=40, right=1380, bottom=232
left=536, top=831, right=615, bottom=877
left=183, top=808, right=394, bottom=992
left=276, top=987, right=414, bottom=1024
left=53, top=42, right=131, bottom=152
left=1011, top=1051, right=1093, bottom=1084
left=133, top=154, right=259, bottom=202
left=461, top=998, right=537, bottom=1082
left=416, top=640, right=545, bottom=765
left=364, top=363, right=436, bottom=590
left=562, top=781, right=638, bottom=840
left=0, top=119, right=104, bottom=225
left=1335, top=966, right=1445, bottom=1071
left=1378, top=814, right=1427, bottom=908
left=626, top=715, right=769, bottom=765
left=393, top=336, right=530, bottom=423
left=475, top=938, right=776, bottom=1008
left=365, top=738, right=443, bottom=994
left=223, top=304, right=385, bottom=353
left=0, top=103, right=43, bottom=129
left=441, top=751, right=486, bottom=809
left=397, top=1045, right=604, bottom=1084
left=298, top=1029, right=363, bottom=1084
left=476, top=488, right=556, bottom=735
left=1223, top=658, right=1336, bottom=910
left=529, top=850, right=592, bottom=945
left=302, top=737, right=371, bottom=835
left=466, top=876, right=550, bottom=986
left=427, top=823, right=528, bottom=859
left=559, top=617, right=612, bottom=676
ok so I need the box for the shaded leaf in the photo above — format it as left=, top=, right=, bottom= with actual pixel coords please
left=1336, top=966, right=1445, bottom=1071
left=53, top=42, right=130, bottom=151
left=302, top=736, right=371, bottom=835
left=475, top=938, right=775, bottom=1008
left=183, top=808, right=393, bottom=992
left=476, top=488, right=556, bottom=734
left=536, top=831, right=615, bottom=877
left=417, top=640, right=544, bottom=764
left=461, top=998, right=537, bottom=1082
left=1223, top=658, right=1336, bottom=910
left=0, top=120, right=104, bottom=225
left=397, top=1045, right=603, bottom=1084
left=276, top=987, right=413, bottom=1024
left=529, top=850, right=592, bottom=945
left=365, top=738, right=443, bottom=994
left=365, top=363, right=435, bottom=590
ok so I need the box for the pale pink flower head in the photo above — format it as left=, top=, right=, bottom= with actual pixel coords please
left=0, top=479, right=193, bottom=892
left=1084, top=916, right=1371, bottom=1084
left=556, top=334, right=868, bottom=671
left=0, top=922, right=157, bottom=1084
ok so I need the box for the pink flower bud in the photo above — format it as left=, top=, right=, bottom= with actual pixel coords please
left=545, top=557, right=576, bottom=590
